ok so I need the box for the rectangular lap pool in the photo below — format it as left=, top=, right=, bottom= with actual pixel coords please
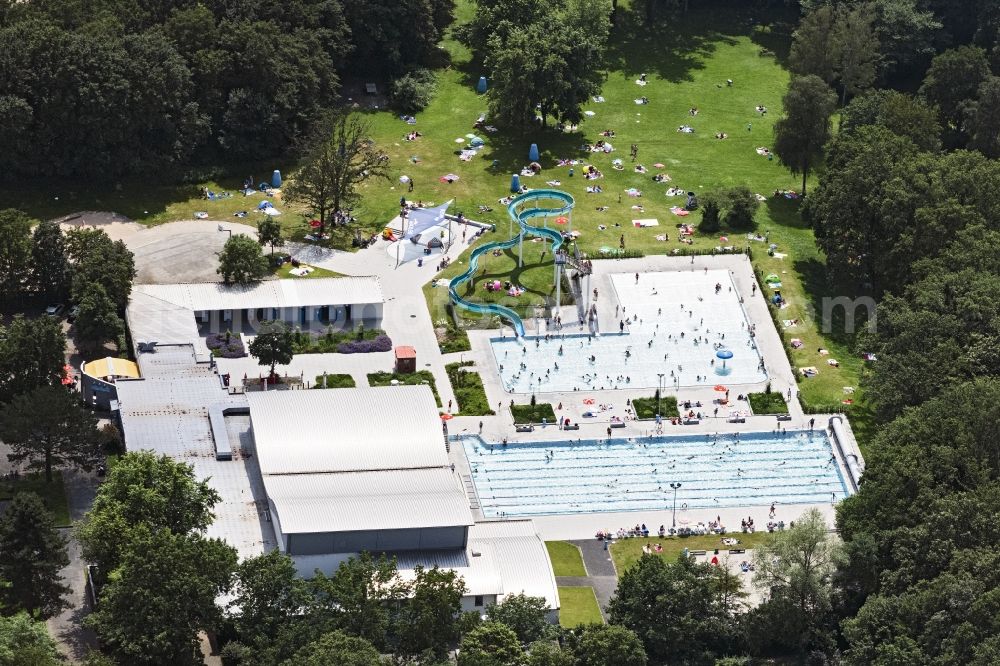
left=458, top=430, right=848, bottom=517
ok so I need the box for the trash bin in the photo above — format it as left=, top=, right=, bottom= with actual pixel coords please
left=418, top=258, right=423, bottom=267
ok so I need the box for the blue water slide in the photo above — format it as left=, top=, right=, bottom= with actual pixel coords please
left=448, top=189, right=575, bottom=337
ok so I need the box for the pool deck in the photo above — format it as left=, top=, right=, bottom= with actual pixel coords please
left=254, top=236, right=855, bottom=538
left=450, top=254, right=855, bottom=537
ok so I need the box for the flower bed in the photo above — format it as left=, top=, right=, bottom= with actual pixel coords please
left=205, top=332, right=246, bottom=358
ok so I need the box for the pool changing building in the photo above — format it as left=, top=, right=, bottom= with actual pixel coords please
left=245, top=387, right=559, bottom=615
left=247, top=387, right=473, bottom=554
left=115, top=341, right=559, bottom=615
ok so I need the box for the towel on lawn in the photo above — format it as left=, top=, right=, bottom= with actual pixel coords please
left=633, top=219, right=659, bottom=227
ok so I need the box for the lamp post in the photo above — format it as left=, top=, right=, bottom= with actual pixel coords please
left=657, top=373, right=665, bottom=416
left=217, top=225, right=232, bottom=239
left=670, top=482, right=682, bottom=528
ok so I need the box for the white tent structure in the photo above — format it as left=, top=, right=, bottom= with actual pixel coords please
left=391, top=200, right=454, bottom=266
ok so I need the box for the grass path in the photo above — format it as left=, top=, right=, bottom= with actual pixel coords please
left=545, top=541, right=587, bottom=577
left=557, top=586, right=604, bottom=627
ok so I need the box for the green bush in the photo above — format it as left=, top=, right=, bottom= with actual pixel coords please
left=367, top=370, right=441, bottom=406
left=439, top=327, right=471, bottom=353
left=390, top=69, right=437, bottom=114
left=631, top=395, right=679, bottom=419
left=313, top=373, right=356, bottom=389
left=446, top=362, right=495, bottom=416
left=698, top=192, right=722, bottom=233
left=510, top=403, right=556, bottom=424
left=747, top=391, right=788, bottom=414
left=723, top=184, right=760, bottom=230
left=292, top=327, right=389, bottom=354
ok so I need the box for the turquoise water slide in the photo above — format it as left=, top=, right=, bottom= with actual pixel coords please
left=448, top=189, right=575, bottom=337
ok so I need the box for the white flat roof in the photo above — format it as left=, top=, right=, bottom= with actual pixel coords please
left=395, top=520, right=559, bottom=608
left=263, top=468, right=474, bottom=533
left=133, top=277, right=384, bottom=312
left=247, top=386, right=447, bottom=476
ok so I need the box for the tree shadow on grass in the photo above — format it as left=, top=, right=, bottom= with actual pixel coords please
left=766, top=195, right=809, bottom=230
left=606, top=6, right=732, bottom=83
left=478, top=128, right=590, bottom=177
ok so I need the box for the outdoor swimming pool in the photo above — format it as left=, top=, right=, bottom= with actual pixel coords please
left=489, top=269, right=767, bottom=393
left=458, top=430, right=848, bottom=517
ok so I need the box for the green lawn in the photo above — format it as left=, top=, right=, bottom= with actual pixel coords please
left=446, top=361, right=495, bottom=415
left=0, top=472, right=71, bottom=527
left=747, top=391, right=789, bottom=414
left=367, top=370, right=442, bottom=407
left=611, top=532, right=775, bottom=574
left=632, top=395, right=680, bottom=419
left=558, top=586, right=604, bottom=627
left=545, top=541, right=587, bottom=577
left=510, top=403, right=557, bottom=424
left=410, top=1, right=861, bottom=410
left=0, top=0, right=863, bottom=414
left=314, top=373, right=356, bottom=389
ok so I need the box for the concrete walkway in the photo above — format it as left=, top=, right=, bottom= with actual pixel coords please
left=47, top=469, right=100, bottom=663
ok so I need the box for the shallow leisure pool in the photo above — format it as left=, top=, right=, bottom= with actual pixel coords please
left=458, top=429, right=848, bottom=517
left=489, top=269, right=768, bottom=393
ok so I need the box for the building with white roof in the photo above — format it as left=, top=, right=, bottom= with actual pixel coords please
left=116, top=278, right=559, bottom=619
left=126, top=277, right=384, bottom=366
left=246, top=387, right=474, bottom=556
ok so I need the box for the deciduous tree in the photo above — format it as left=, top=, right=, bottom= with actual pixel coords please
left=919, top=45, right=990, bottom=137
left=395, top=565, right=465, bottom=659
left=308, top=552, right=406, bottom=649
left=279, top=630, right=385, bottom=666
left=283, top=113, right=390, bottom=235
left=458, top=621, right=525, bottom=666
left=30, top=219, right=72, bottom=303
left=73, top=283, right=124, bottom=351
left=217, top=234, right=268, bottom=285
left=609, top=554, right=738, bottom=663
left=0, top=315, right=66, bottom=404
left=77, top=451, right=221, bottom=575
left=65, top=228, right=136, bottom=310
left=773, top=75, right=837, bottom=195
left=572, top=624, right=647, bottom=666
left=256, top=216, right=285, bottom=256
left=86, top=529, right=237, bottom=666
left=752, top=509, right=842, bottom=657
left=248, top=321, right=294, bottom=378
left=0, top=612, right=62, bottom=665
left=486, top=593, right=550, bottom=644
left=0, top=209, right=32, bottom=305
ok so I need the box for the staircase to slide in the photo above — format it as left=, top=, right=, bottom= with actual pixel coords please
left=448, top=189, right=575, bottom=337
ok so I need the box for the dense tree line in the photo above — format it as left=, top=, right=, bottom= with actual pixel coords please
left=0, top=0, right=453, bottom=178
left=775, top=3, right=1000, bottom=664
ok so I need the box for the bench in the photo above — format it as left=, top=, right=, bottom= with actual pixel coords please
left=688, top=550, right=707, bottom=557
left=683, top=418, right=701, bottom=425
left=610, top=421, right=626, bottom=429
left=515, top=424, right=535, bottom=433
left=563, top=423, right=580, bottom=430
left=727, top=417, right=745, bottom=423
left=365, top=82, right=377, bottom=94
left=728, top=548, right=746, bottom=555
left=776, top=414, right=792, bottom=421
